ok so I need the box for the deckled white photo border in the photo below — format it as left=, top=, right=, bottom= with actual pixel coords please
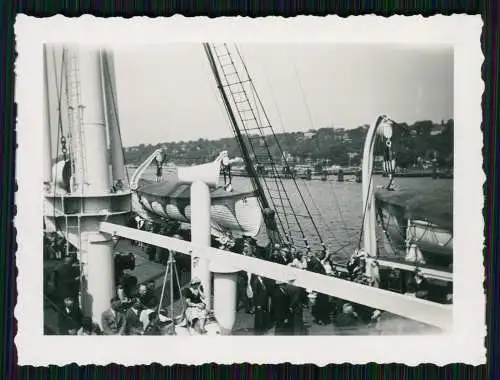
left=14, top=15, right=485, bottom=366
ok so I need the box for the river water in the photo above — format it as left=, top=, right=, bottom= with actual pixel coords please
left=134, top=166, right=452, bottom=261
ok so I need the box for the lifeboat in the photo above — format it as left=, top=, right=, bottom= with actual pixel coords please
left=375, top=187, right=453, bottom=265
left=131, top=149, right=262, bottom=238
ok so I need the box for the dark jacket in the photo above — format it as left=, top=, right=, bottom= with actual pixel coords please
left=253, top=276, right=270, bottom=334
left=58, top=305, right=82, bottom=335
left=253, top=276, right=269, bottom=310
left=272, top=284, right=292, bottom=335
left=271, top=284, right=290, bottom=323
left=307, top=256, right=326, bottom=275
left=139, top=290, right=158, bottom=309
left=308, top=256, right=330, bottom=324
left=125, top=308, right=144, bottom=335
left=286, top=284, right=306, bottom=335
left=53, top=262, right=79, bottom=301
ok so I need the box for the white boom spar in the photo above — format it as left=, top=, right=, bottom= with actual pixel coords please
left=101, top=222, right=452, bottom=330
left=43, top=46, right=53, bottom=189
left=101, top=51, right=126, bottom=185
left=361, top=115, right=395, bottom=259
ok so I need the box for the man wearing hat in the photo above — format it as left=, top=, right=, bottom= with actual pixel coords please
left=252, top=275, right=270, bottom=335
left=271, top=280, right=291, bottom=335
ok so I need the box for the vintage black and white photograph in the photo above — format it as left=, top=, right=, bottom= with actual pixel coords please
left=15, top=16, right=484, bottom=365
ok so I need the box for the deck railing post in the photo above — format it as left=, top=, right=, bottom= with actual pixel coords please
left=190, top=180, right=213, bottom=310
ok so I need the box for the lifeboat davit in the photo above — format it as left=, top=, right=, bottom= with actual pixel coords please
left=131, top=149, right=262, bottom=238
left=375, top=187, right=453, bottom=265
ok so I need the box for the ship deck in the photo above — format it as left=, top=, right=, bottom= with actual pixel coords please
left=119, top=241, right=442, bottom=336
left=44, top=239, right=443, bottom=336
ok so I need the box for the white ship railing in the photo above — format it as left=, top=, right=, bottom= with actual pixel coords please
left=101, top=222, right=453, bottom=331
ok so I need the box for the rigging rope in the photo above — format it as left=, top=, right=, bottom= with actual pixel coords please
left=73, top=52, right=86, bottom=296
left=290, top=56, right=316, bottom=138
left=231, top=46, right=325, bottom=248
left=51, top=48, right=68, bottom=237
left=288, top=51, right=352, bottom=250
left=260, top=62, right=338, bottom=247
left=230, top=45, right=302, bottom=244
left=357, top=171, right=375, bottom=249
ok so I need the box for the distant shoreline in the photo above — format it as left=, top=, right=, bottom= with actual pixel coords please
left=125, top=165, right=453, bottom=180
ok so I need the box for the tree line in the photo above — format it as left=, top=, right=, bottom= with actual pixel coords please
left=123, top=119, right=453, bottom=170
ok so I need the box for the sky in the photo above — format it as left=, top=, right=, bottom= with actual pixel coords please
left=111, top=43, right=453, bottom=147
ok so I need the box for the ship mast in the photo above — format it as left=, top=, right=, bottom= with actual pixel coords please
left=44, top=46, right=131, bottom=326
left=203, top=43, right=331, bottom=251
left=203, top=43, right=271, bottom=211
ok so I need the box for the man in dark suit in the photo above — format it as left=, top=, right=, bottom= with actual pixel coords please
left=52, top=256, right=80, bottom=306
left=307, top=251, right=331, bottom=325
left=272, top=282, right=291, bottom=335
left=58, top=296, right=82, bottom=335
left=286, top=283, right=306, bottom=335
left=252, top=275, right=270, bottom=335
left=125, top=298, right=144, bottom=335
left=101, top=297, right=126, bottom=335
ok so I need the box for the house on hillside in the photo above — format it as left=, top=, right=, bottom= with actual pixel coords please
left=303, top=131, right=316, bottom=139
left=333, top=131, right=351, bottom=143
left=430, top=124, right=445, bottom=136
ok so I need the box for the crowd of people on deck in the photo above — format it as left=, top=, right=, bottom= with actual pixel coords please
left=44, top=225, right=211, bottom=336
left=224, top=237, right=385, bottom=335
left=44, top=212, right=439, bottom=336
